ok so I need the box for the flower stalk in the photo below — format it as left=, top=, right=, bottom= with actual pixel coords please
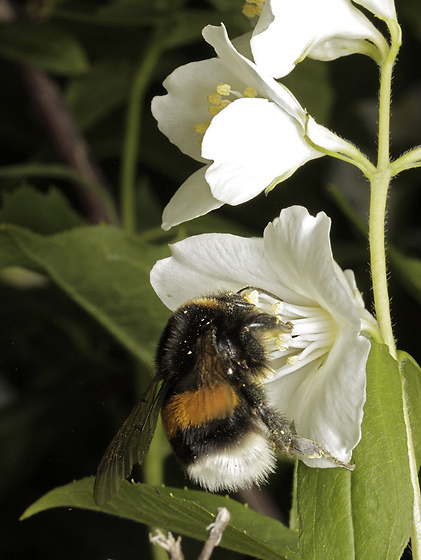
left=369, top=23, right=400, bottom=359
left=369, top=20, right=421, bottom=558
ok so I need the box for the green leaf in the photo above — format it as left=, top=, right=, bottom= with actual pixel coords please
left=21, top=477, right=298, bottom=560
left=0, top=22, right=89, bottom=75
left=66, top=58, right=133, bottom=131
left=0, top=224, right=170, bottom=365
left=296, top=340, right=413, bottom=560
left=398, top=351, right=421, bottom=468
left=0, top=185, right=85, bottom=234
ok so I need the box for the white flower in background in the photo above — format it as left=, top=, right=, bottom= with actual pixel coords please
left=250, top=0, right=390, bottom=79
left=150, top=206, right=377, bottom=467
left=152, top=24, right=355, bottom=230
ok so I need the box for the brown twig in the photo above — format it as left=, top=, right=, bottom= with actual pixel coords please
left=20, top=66, right=117, bottom=224
left=0, top=0, right=118, bottom=225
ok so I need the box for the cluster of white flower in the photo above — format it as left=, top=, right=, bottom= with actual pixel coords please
left=150, top=0, right=395, bottom=468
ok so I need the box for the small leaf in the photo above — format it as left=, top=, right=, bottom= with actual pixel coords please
left=0, top=22, right=89, bottom=75
left=296, top=340, right=413, bottom=560
left=0, top=224, right=170, bottom=365
left=21, top=477, right=298, bottom=560
left=399, top=350, right=421, bottom=468
left=0, top=185, right=85, bottom=234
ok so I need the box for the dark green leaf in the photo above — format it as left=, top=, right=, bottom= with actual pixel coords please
left=0, top=224, right=170, bottom=365
left=21, top=477, right=298, bottom=560
left=66, top=58, right=133, bottom=131
left=399, top=351, right=421, bottom=468
left=0, top=185, right=85, bottom=234
left=297, top=340, right=413, bottom=560
left=0, top=22, right=89, bottom=75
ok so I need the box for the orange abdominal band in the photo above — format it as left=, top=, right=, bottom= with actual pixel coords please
left=161, top=384, right=238, bottom=438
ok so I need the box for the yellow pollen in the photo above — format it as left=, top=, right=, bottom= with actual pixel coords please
left=243, top=87, right=257, bottom=98
left=193, top=120, right=211, bottom=134
left=220, top=99, right=231, bottom=109
left=244, top=290, right=259, bottom=305
left=243, top=0, right=264, bottom=17
left=216, top=83, right=231, bottom=96
left=208, top=105, right=223, bottom=116
left=287, top=356, right=300, bottom=366
left=271, top=301, right=283, bottom=315
left=242, top=4, right=259, bottom=17
left=208, top=93, right=222, bottom=105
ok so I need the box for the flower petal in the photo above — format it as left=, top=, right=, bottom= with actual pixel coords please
left=251, top=0, right=387, bottom=78
left=150, top=233, right=282, bottom=311
left=202, top=24, right=305, bottom=123
left=202, top=98, right=322, bottom=205
left=161, top=166, right=223, bottom=231
left=263, top=206, right=362, bottom=328
left=264, top=330, right=369, bottom=466
left=151, top=57, right=234, bottom=162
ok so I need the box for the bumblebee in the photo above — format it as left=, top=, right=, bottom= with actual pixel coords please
left=93, top=289, right=353, bottom=505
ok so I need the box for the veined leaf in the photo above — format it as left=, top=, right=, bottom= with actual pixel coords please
left=296, top=340, right=413, bottom=560
left=21, top=477, right=299, bottom=560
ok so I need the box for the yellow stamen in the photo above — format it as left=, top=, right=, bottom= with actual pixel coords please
left=220, top=99, right=231, bottom=109
left=243, top=87, right=257, bottom=98
left=208, top=93, right=222, bottom=105
left=287, top=356, right=300, bottom=366
left=208, top=105, right=223, bottom=116
left=216, top=83, right=231, bottom=96
left=242, top=4, right=259, bottom=17
left=193, top=121, right=211, bottom=134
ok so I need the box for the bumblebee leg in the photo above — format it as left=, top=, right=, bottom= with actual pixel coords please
left=254, top=397, right=355, bottom=471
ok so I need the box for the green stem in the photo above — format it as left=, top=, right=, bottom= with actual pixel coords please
left=369, top=32, right=400, bottom=359
left=120, top=34, right=163, bottom=234
left=371, top=21, right=421, bottom=559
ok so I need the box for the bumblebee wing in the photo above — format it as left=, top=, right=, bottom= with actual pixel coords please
left=93, top=376, right=165, bottom=505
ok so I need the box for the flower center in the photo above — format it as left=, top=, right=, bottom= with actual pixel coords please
left=242, top=289, right=337, bottom=381
left=193, top=83, right=258, bottom=136
left=242, top=0, right=265, bottom=18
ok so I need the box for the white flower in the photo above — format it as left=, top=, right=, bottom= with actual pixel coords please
left=251, top=0, right=390, bottom=79
left=150, top=206, right=376, bottom=468
left=153, top=25, right=356, bottom=230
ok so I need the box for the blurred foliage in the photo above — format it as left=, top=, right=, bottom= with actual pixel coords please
left=0, top=0, right=420, bottom=558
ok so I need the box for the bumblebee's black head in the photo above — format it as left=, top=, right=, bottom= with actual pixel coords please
left=155, top=292, right=289, bottom=386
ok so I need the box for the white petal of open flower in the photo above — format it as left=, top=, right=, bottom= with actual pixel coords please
left=202, top=98, right=321, bottom=205
left=162, top=166, right=223, bottom=231
left=251, top=0, right=387, bottom=78
left=150, top=206, right=374, bottom=468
